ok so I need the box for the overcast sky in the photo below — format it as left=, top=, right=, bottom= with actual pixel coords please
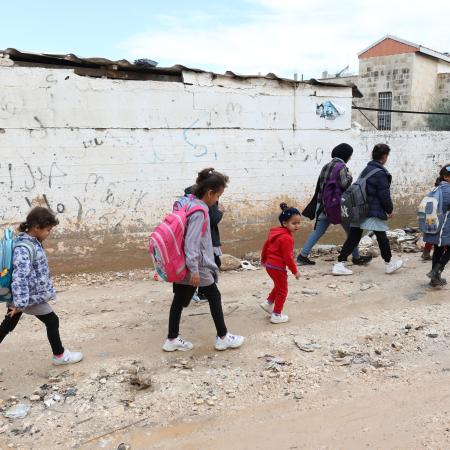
left=1, top=0, right=449, bottom=79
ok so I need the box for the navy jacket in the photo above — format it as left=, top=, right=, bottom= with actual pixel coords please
left=359, top=160, right=393, bottom=220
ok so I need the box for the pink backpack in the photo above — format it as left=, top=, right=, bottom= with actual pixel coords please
left=148, top=200, right=208, bottom=282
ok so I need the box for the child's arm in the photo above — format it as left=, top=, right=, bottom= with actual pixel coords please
left=260, top=240, right=269, bottom=264
left=280, top=237, right=299, bottom=276
left=184, top=211, right=206, bottom=284
left=11, top=247, right=32, bottom=309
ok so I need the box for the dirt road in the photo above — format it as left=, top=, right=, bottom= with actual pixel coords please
left=1, top=251, right=449, bottom=449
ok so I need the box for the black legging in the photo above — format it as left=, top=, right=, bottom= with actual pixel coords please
left=168, top=282, right=227, bottom=339
left=0, top=309, right=64, bottom=355
left=432, top=246, right=450, bottom=270
left=338, top=227, right=392, bottom=263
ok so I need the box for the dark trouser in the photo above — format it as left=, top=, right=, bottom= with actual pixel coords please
left=0, top=309, right=64, bottom=355
left=168, top=283, right=227, bottom=339
left=338, top=227, right=392, bottom=263
left=198, top=256, right=221, bottom=298
left=432, top=246, right=450, bottom=271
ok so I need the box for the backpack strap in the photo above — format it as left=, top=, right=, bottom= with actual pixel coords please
left=359, top=168, right=383, bottom=181
left=185, top=205, right=209, bottom=235
left=14, top=242, right=37, bottom=264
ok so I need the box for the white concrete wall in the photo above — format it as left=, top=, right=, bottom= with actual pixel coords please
left=1, top=63, right=449, bottom=271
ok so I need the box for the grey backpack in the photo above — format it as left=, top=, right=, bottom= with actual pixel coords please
left=340, top=168, right=383, bottom=225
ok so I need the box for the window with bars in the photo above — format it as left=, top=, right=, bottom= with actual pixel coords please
left=378, top=92, right=392, bottom=130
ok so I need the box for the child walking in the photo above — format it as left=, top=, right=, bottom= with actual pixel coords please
left=260, top=203, right=301, bottom=324
left=0, top=207, right=83, bottom=365
left=163, top=168, right=244, bottom=352
left=423, top=164, right=450, bottom=287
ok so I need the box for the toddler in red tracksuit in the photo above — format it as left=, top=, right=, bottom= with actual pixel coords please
left=260, top=203, right=301, bottom=324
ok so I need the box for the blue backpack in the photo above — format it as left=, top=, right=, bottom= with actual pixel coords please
left=417, top=187, right=446, bottom=234
left=0, top=229, right=36, bottom=303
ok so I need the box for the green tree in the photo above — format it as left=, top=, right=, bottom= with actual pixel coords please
left=427, top=99, right=450, bottom=131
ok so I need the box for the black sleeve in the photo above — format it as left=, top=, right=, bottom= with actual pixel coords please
left=376, top=173, right=394, bottom=214
left=209, top=203, right=223, bottom=226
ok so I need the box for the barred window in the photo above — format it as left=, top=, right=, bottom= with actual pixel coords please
left=378, top=92, right=392, bottom=130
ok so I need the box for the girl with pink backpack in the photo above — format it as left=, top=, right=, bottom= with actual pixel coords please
left=162, top=168, right=244, bottom=352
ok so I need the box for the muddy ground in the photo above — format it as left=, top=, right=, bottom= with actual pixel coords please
left=0, top=250, right=449, bottom=450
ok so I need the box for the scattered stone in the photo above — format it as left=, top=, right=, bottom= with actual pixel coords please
left=360, top=283, right=373, bottom=291
left=219, top=254, right=241, bottom=271
left=427, top=330, right=439, bottom=338
left=4, top=404, right=31, bottom=419
left=294, top=337, right=321, bottom=352
left=206, top=399, right=215, bottom=407
left=99, top=378, right=107, bottom=384
left=328, top=284, right=337, bottom=289
left=301, top=288, right=319, bottom=295
left=129, top=372, right=153, bottom=391
left=391, top=342, right=403, bottom=350
left=194, top=398, right=204, bottom=405
left=117, top=444, right=131, bottom=450
left=29, top=395, right=41, bottom=402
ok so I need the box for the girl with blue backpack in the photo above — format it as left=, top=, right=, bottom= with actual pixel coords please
left=0, top=207, right=83, bottom=365
left=162, top=168, right=244, bottom=352
left=422, top=164, right=450, bottom=287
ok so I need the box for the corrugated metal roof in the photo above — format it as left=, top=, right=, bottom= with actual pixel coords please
left=0, top=48, right=363, bottom=97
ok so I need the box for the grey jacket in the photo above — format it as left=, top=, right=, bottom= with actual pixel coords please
left=177, top=198, right=219, bottom=287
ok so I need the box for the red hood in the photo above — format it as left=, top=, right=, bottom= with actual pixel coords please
left=267, top=226, right=291, bottom=243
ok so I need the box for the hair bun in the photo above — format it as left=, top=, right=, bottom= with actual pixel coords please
left=280, top=202, right=288, bottom=211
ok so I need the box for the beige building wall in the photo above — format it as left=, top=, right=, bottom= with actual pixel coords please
left=408, top=54, right=440, bottom=129
left=355, top=53, right=415, bottom=131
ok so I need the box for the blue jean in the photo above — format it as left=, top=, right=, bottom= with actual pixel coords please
left=300, top=215, right=360, bottom=259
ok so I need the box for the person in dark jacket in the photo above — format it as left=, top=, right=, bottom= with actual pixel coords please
left=423, top=164, right=450, bottom=287
left=333, top=143, right=403, bottom=276
left=297, top=143, right=371, bottom=266
left=184, top=185, right=224, bottom=301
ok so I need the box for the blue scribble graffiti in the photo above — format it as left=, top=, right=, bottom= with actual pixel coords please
left=183, top=119, right=208, bottom=157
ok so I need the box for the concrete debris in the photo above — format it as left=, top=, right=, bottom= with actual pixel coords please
left=4, top=404, right=31, bottom=419
left=241, top=260, right=258, bottom=270
left=219, top=254, right=242, bottom=271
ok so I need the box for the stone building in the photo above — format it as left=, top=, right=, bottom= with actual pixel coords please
left=324, top=35, right=450, bottom=131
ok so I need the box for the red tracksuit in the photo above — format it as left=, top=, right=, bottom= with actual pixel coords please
left=261, top=227, right=298, bottom=314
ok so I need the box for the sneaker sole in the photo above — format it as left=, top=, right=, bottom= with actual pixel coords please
left=162, top=345, right=193, bottom=352
left=52, top=358, right=83, bottom=366
left=332, top=272, right=353, bottom=276
left=270, top=319, right=289, bottom=324
left=215, top=340, right=244, bottom=351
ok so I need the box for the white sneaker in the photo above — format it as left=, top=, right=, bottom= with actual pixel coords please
left=162, top=336, right=193, bottom=352
left=215, top=333, right=244, bottom=351
left=52, top=349, right=83, bottom=366
left=270, top=313, right=289, bottom=324
left=385, top=259, right=403, bottom=274
left=332, top=262, right=353, bottom=276
left=259, top=300, right=274, bottom=315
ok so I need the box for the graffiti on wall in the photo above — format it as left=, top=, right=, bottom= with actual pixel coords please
left=316, top=100, right=345, bottom=120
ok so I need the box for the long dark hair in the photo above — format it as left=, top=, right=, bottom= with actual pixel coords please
left=193, top=168, right=229, bottom=198
left=19, top=207, right=59, bottom=232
